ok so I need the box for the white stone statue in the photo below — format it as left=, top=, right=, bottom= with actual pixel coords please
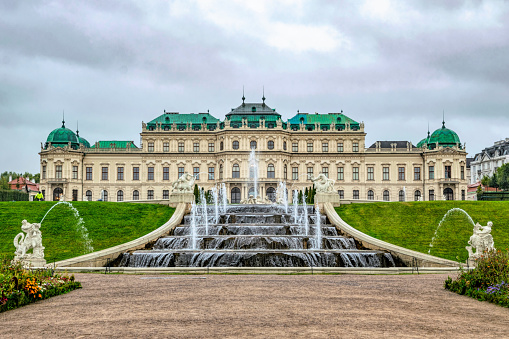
left=466, top=221, right=495, bottom=260
left=310, top=173, right=335, bottom=193
left=171, top=172, right=195, bottom=194
left=14, top=220, right=45, bottom=263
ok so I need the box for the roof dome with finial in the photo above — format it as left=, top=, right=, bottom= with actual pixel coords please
left=45, top=116, right=79, bottom=149
left=76, top=123, right=90, bottom=148
left=417, top=117, right=461, bottom=150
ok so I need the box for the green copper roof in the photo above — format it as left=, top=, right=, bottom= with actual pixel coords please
left=428, top=123, right=461, bottom=148
left=45, top=120, right=79, bottom=149
left=146, top=112, right=220, bottom=130
left=287, top=113, right=360, bottom=131
left=79, top=137, right=91, bottom=148
left=91, top=141, right=138, bottom=149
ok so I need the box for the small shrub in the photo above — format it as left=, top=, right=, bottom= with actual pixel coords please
left=445, top=249, right=509, bottom=307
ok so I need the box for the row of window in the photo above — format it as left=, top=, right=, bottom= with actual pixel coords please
left=145, top=141, right=359, bottom=153
left=43, top=164, right=465, bottom=182
left=84, top=189, right=170, bottom=201
left=338, top=188, right=466, bottom=201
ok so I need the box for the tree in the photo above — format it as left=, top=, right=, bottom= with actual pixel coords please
left=476, top=185, right=483, bottom=200
left=496, top=163, right=509, bottom=191
left=298, top=190, right=303, bottom=204
left=193, top=184, right=199, bottom=203
left=490, top=173, right=499, bottom=191
left=481, top=175, right=490, bottom=189
left=304, top=187, right=309, bottom=204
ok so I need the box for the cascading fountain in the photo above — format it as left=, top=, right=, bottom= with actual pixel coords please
left=276, top=181, right=288, bottom=214
left=220, top=183, right=227, bottom=214
left=292, top=190, right=299, bottom=224
left=120, top=188, right=396, bottom=268
left=249, top=147, right=258, bottom=200
left=211, top=186, right=219, bottom=224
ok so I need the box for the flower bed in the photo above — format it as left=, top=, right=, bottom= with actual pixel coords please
left=0, top=257, right=81, bottom=313
left=445, top=250, right=509, bottom=307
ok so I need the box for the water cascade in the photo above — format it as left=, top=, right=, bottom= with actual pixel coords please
left=120, top=197, right=395, bottom=267
left=220, top=183, right=228, bottom=214
left=428, top=208, right=475, bottom=254
left=41, top=201, right=94, bottom=254
left=249, top=148, right=258, bottom=199
left=199, top=189, right=209, bottom=236
left=211, top=186, right=219, bottom=224
left=292, top=190, right=299, bottom=224
left=277, top=181, right=288, bottom=214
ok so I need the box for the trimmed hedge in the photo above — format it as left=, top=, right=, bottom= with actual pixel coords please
left=0, top=190, right=29, bottom=201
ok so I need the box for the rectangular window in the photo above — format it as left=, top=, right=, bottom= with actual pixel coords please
left=163, top=190, right=169, bottom=199
left=367, top=167, right=374, bottom=181
left=178, top=167, right=184, bottom=178
left=445, top=166, right=452, bottom=179
left=461, top=166, right=465, bottom=180
left=208, top=143, right=214, bottom=152
left=193, top=142, right=199, bottom=152
left=86, top=167, right=92, bottom=180
left=55, top=165, right=62, bottom=179
left=178, top=142, right=184, bottom=153
left=292, top=143, right=298, bottom=152
left=398, top=167, right=405, bottom=180
left=163, top=142, right=169, bottom=152
left=307, top=142, right=313, bottom=152
left=148, top=142, right=154, bottom=152
left=163, top=167, right=169, bottom=181
left=353, top=190, right=359, bottom=199
left=337, top=142, right=344, bottom=152
left=322, top=167, right=329, bottom=178
left=117, top=167, right=124, bottom=180
left=72, top=189, right=78, bottom=201
left=292, top=167, right=298, bottom=180
left=101, top=167, right=108, bottom=180
left=337, top=167, right=344, bottom=181
left=72, top=166, right=78, bottom=179
left=338, top=190, right=344, bottom=199
left=322, top=143, right=328, bottom=152
left=429, top=166, right=435, bottom=180
left=133, top=167, right=139, bottom=180
left=148, top=167, right=154, bottom=181
left=208, top=167, right=215, bottom=180
left=461, top=189, right=465, bottom=201
left=307, top=167, right=313, bottom=180
left=353, top=167, right=359, bottom=180
left=42, top=166, right=47, bottom=179
left=414, top=167, right=421, bottom=181
left=147, top=190, right=154, bottom=200
left=284, top=166, right=287, bottom=179
left=193, top=167, right=200, bottom=180
left=352, top=142, right=359, bottom=152
left=429, top=189, right=435, bottom=201
left=383, top=167, right=389, bottom=181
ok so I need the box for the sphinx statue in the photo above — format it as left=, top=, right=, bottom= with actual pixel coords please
left=310, top=173, right=335, bottom=193
left=171, top=172, right=195, bottom=194
left=14, top=220, right=45, bottom=265
left=466, top=221, right=495, bottom=260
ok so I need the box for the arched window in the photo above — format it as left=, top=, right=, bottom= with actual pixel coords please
left=220, top=141, right=224, bottom=150
left=383, top=190, right=390, bottom=201
left=102, top=190, right=108, bottom=202
left=250, top=140, right=257, bottom=149
left=367, top=190, right=374, bottom=200
left=266, top=187, right=276, bottom=202
left=219, top=164, right=223, bottom=180
left=267, top=164, right=275, bottom=178
left=232, top=164, right=240, bottom=178
left=231, top=187, right=241, bottom=204
left=133, top=190, right=139, bottom=201
left=283, top=141, right=287, bottom=150
left=86, top=190, right=92, bottom=201
left=399, top=190, right=405, bottom=202
left=53, top=187, right=63, bottom=201
left=414, top=190, right=421, bottom=201
left=268, top=140, right=274, bottom=150
left=444, top=188, right=454, bottom=200
left=284, top=165, right=287, bottom=179
left=232, top=141, right=239, bottom=150
left=117, top=190, right=124, bottom=202
left=251, top=106, right=256, bottom=112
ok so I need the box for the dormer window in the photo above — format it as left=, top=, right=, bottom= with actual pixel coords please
left=164, top=126, right=169, bottom=131
left=251, top=107, right=256, bottom=112
left=149, top=126, right=154, bottom=131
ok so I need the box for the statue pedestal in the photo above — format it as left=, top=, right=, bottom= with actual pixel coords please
left=168, top=193, right=195, bottom=208
left=314, top=192, right=340, bottom=208
left=14, top=257, right=47, bottom=268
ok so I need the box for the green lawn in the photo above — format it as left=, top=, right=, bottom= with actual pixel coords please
left=0, top=202, right=175, bottom=262
left=335, top=201, right=509, bottom=262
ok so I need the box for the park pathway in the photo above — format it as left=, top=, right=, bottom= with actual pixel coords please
left=1, top=273, right=508, bottom=338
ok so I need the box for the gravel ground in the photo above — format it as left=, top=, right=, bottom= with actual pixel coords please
left=1, top=273, right=508, bottom=338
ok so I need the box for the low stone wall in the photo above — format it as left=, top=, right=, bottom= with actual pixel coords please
left=324, top=202, right=460, bottom=268
left=53, top=203, right=187, bottom=267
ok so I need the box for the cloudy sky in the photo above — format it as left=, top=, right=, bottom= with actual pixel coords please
left=1, top=0, right=508, bottom=174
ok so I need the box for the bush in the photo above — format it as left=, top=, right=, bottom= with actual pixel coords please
left=445, top=249, right=509, bottom=307
left=0, top=257, right=81, bottom=312
left=0, top=190, right=29, bottom=201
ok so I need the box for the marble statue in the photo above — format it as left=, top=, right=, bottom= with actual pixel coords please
left=14, top=220, right=45, bottom=263
left=466, top=221, right=495, bottom=259
left=310, top=173, right=335, bottom=193
left=171, top=173, right=195, bottom=194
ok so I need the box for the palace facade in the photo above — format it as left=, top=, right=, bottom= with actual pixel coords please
left=39, top=98, right=468, bottom=202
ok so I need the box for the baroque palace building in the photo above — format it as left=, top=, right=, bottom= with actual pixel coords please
left=39, top=98, right=468, bottom=203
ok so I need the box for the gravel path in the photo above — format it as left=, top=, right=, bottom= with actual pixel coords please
left=1, top=273, right=508, bottom=338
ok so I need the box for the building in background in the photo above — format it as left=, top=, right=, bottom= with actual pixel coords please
left=39, top=98, right=468, bottom=202
left=470, top=138, right=509, bottom=184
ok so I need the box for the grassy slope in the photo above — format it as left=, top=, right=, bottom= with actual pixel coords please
left=335, top=201, right=509, bottom=262
left=0, top=202, right=175, bottom=262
